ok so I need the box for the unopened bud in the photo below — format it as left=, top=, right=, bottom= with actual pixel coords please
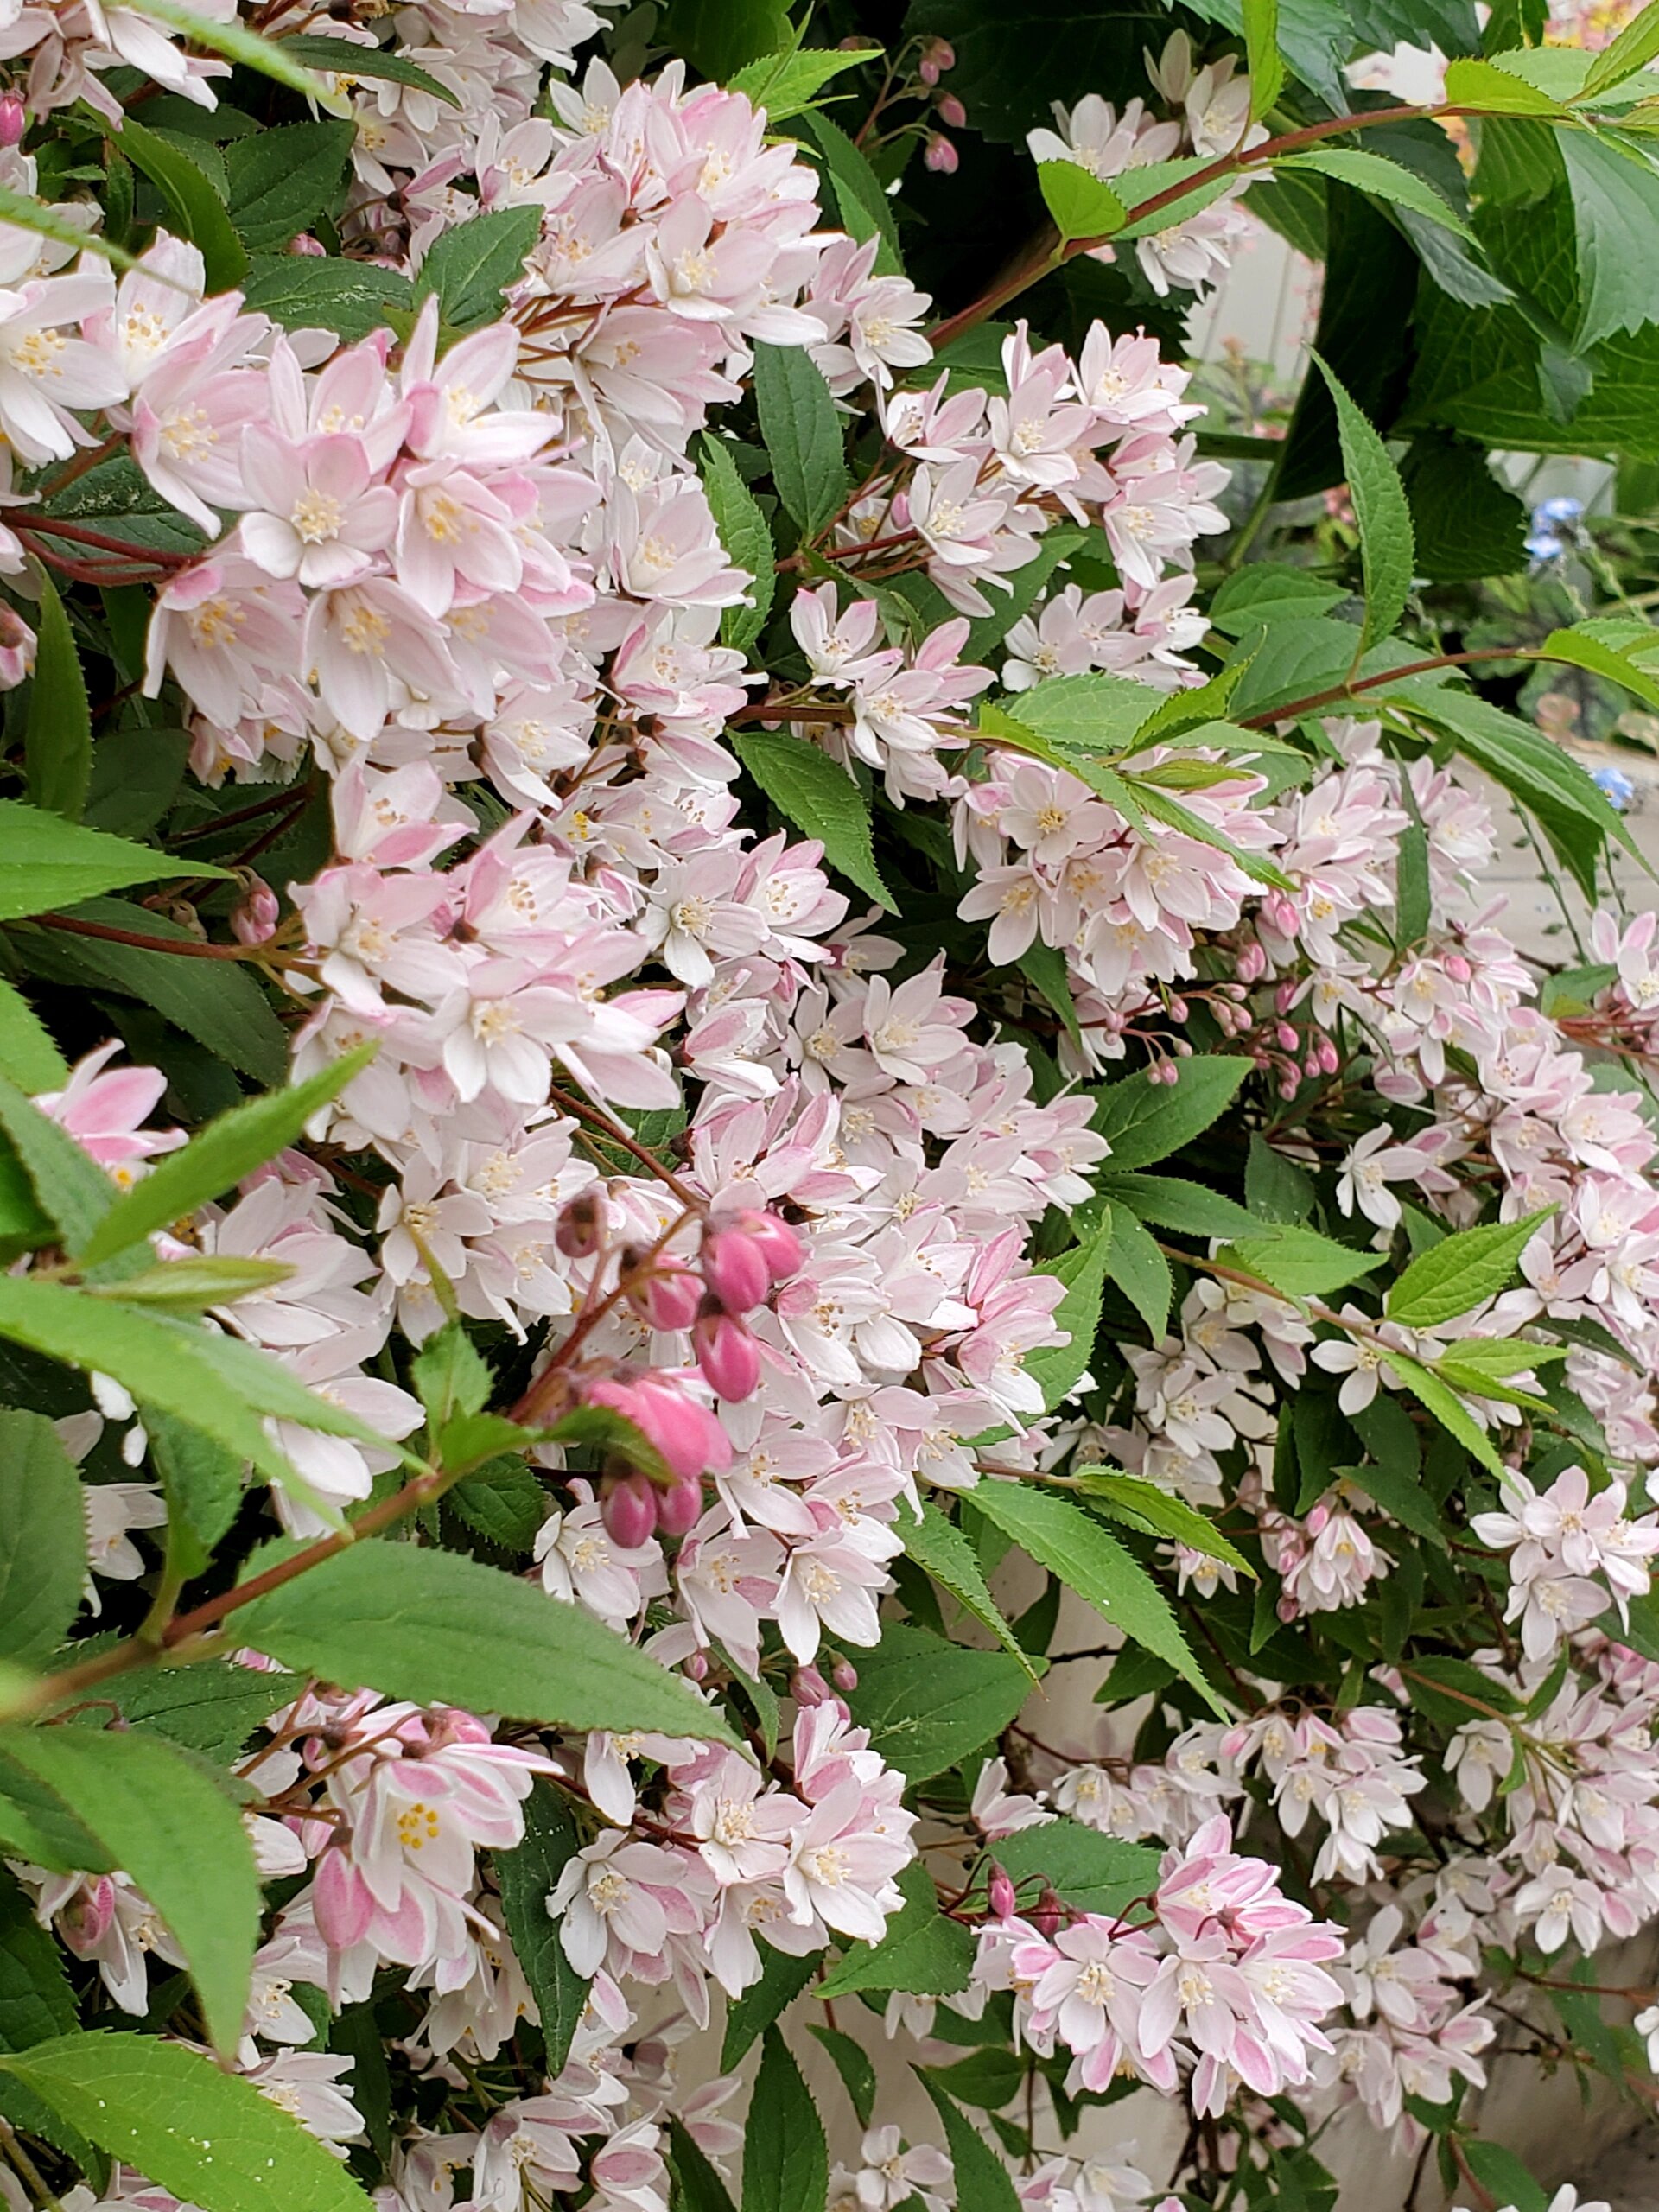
left=988, top=1866, right=1017, bottom=1920
left=918, top=36, right=955, bottom=82
left=936, top=92, right=967, bottom=127
left=1274, top=980, right=1297, bottom=1015
left=1236, top=940, right=1266, bottom=984
left=1032, top=1885, right=1064, bottom=1939
left=288, top=232, right=327, bottom=256
left=701, top=1224, right=771, bottom=1313
left=1317, top=1034, right=1340, bottom=1075
left=924, top=133, right=959, bottom=174
left=683, top=1651, right=709, bottom=1681
left=555, top=1191, right=603, bottom=1259
left=624, top=1252, right=702, bottom=1332
left=0, top=93, right=25, bottom=149
left=0, top=604, right=34, bottom=690
left=1445, top=952, right=1471, bottom=982
left=1275, top=1020, right=1300, bottom=1052
left=230, top=872, right=279, bottom=947
left=601, top=1470, right=658, bottom=1549
left=694, top=1300, right=762, bottom=1402
left=791, top=1664, right=837, bottom=1707
left=1167, top=996, right=1188, bottom=1024
left=831, top=1660, right=858, bottom=1693
left=654, top=1471, right=704, bottom=1538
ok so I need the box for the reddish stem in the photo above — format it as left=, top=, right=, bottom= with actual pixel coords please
left=28, top=913, right=266, bottom=961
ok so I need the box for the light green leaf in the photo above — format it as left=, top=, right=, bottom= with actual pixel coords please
left=493, top=1783, right=590, bottom=2080
left=0, top=1071, right=124, bottom=1259
left=731, top=729, right=893, bottom=910
left=1387, top=1351, right=1504, bottom=1475
left=1276, top=148, right=1474, bottom=236
left=1037, top=159, right=1128, bottom=242
left=1222, top=1226, right=1384, bottom=1300
left=0, top=981, right=65, bottom=1093
left=1387, top=1207, right=1553, bottom=1326
left=1541, top=620, right=1659, bottom=709
left=1209, top=565, right=1345, bottom=636
left=1088, top=1056, right=1250, bottom=1171
left=904, top=1502, right=1037, bottom=1677
left=1310, top=352, right=1414, bottom=647
left=1560, top=129, right=1659, bottom=346
left=1580, top=1, right=1659, bottom=97
left=968, top=1484, right=1221, bottom=1711
left=0, top=1730, right=258, bottom=2056
left=0, top=186, right=141, bottom=272
left=1102, top=1200, right=1173, bottom=1337
left=1024, top=1225, right=1113, bottom=1413
left=233, top=1541, right=735, bottom=1742
left=1243, top=0, right=1287, bottom=118
left=0, top=1412, right=85, bottom=1670
left=698, top=434, right=775, bottom=657
left=119, top=119, right=248, bottom=292
left=994, top=1818, right=1161, bottom=1916
left=0, top=2032, right=371, bottom=2212
left=920, top=2077, right=1021, bottom=2212
left=416, top=206, right=541, bottom=327
left=1443, top=54, right=1572, bottom=111
left=92, top=1255, right=294, bottom=1313
left=817, top=1861, right=971, bottom=1999
left=76, top=1046, right=375, bottom=1269
left=1073, top=1467, right=1255, bottom=1576
left=842, top=1624, right=1037, bottom=1783
left=752, top=340, right=848, bottom=537
left=24, top=574, right=91, bottom=824
left=0, top=802, right=227, bottom=922
left=728, top=42, right=878, bottom=121
left=742, top=2028, right=827, bottom=2212
left=988, top=671, right=1155, bottom=753
left=1095, top=1173, right=1258, bottom=1240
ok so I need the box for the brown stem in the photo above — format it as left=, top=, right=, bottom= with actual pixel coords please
left=26, top=913, right=268, bottom=961
left=13, top=517, right=196, bottom=567
left=172, top=783, right=316, bottom=844
left=544, top=1083, right=700, bottom=1207
left=1239, top=646, right=1539, bottom=729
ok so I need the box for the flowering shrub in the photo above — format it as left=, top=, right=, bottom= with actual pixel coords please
left=2, top=3, right=1659, bottom=2212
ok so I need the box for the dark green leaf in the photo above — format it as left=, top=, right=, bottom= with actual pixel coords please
left=0, top=1410, right=85, bottom=1669
left=493, top=1781, right=590, bottom=2080
left=226, top=120, right=353, bottom=253
left=741, top=2028, right=826, bottom=2212
left=1095, top=1173, right=1258, bottom=1240
left=817, top=1860, right=972, bottom=1999
left=903, top=1501, right=1036, bottom=1677
left=24, top=574, right=91, bottom=823
left=669, top=2116, right=739, bottom=2212
left=698, top=434, right=774, bottom=657
left=0, top=981, right=65, bottom=1094
left=798, top=111, right=904, bottom=274
left=1311, top=351, right=1415, bottom=647
left=752, top=341, right=848, bottom=537
left=842, top=1624, right=1036, bottom=1783
left=721, top=1943, right=817, bottom=2066
left=1088, top=1057, right=1249, bottom=1171
left=280, top=34, right=461, bottom=105
left=919, top=2077, right=1020, bottom=2212
left=995, top=1819, right=1160, bottom=1917
left=0, top=1866, right=75, bottom=2050
left=120, top=118, right=248, bottom=291
left=241, top=256, right=416, bottom=341
left=806, top=2024, right=876, bottom=2127
left=1024, top=1225, right=1113, bottom=1414
left=416, top=207, right=541, bottom=328
left=731, top=730, right=893, bottom=910
left=1101, top=1200, right=1172, bottom=1337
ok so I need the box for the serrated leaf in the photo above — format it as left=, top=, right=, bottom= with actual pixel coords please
left=0, top=1411, right=85, bottom=1669
left=0, top=2032, right=372, bottom=2212
left=0, top=1729, right=258, bottom=2057
left=119, top=119, right=248, bottom=292
left=1541, top=620, right=1659, bottom=709
left=1387, top=1207, right=1552, bottom=1326
left=730, top=729, right=893, bottom=910
left=416, top=206, right=540, bottom=327
left=1088, top=1056, right=1249, bottom=1171
left=1095, top=1173, right=1258, bottom=1240
left=0, top=980, right=65, bottom=1093
left=280, top=33, right=460, bottom=105
left=994, top=1818, right=1161, bottom=1916
left=1101, top=1200, right=1172, bottom=1337
left=0, top=186, right=140, bottom=271
left=1276, top=149, right=1473, bottom=236
left=805, top=2025, right=875, bottom=2126
left=1222, top=1226, right=1384, bottom=1300
left=741, top=2028, right=826, bottom=2212
left=1073, top=1468, right=1255, bottom=1576
left=1025, top=1224, right=1113, bottom=1413
left=817, top=1859, right=972, bottom=2000
left=1242, top=0, right=1287, bottom=117
left=721, top=1943, right=817, bottom=2066
left=752, top=340, right=848, bottom=537
left=1388, top=1351, right=1504, bottom=1475
left=728, top=42, right=878, bottom=121
left=919, top=2077, right=1020, bottom=2212
left=1311, top=352, right=1414, bottom=647
left=968, top=1484, right=1220, bottom=1712
left=0, top=803, right=226, bottom=922
left=1580, top=3, right=1659, bottom=98
left=0, top=1071, right=124, bottom=1262
left=24, top=573, right=91, bottom=824
left=903, top=1502, right=1037, bottom=1677
left=493, top=1782, right=590, bottom=2080
left=1443, top=54, right=1570, bottom=111
left=842, top=1624, right=1036, bottom=1783
left=798, top=110, right=904, bottom=274
left=0, top=1865, right=75, bottom=2050
left=226, top=120, right=354, bottom=254
left=698, top=434, right=775, bottom=657
left=233, top=1541, right=734, bottom=1742
left=130, top=0, right=348, bottom=108
left=241, top=256, right=416, bottom=341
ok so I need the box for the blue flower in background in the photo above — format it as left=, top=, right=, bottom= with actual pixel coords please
left=1526, top=494, right=1586, bottom=568
left=1592, top=764, right=1636, bottom=812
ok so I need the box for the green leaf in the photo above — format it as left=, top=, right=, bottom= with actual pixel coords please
left=493, top=1782, right=590, bottom=2080
left=805, top=2024, right=875, bottom=2128
left=1037, top=159, right=1128, bottom=242
left=16, top=898, right=287, bottom=1087
left=1276, top=149, right=1473, bottom=236
left=0, top=1729, right=258, bottom=2057
left=1073, top=1468, right=1255, bottom=1577
left=226, top=121, right=354, bottom=253
left=1580, top=2, right=1659, bottom=97
left=994, top=1819, right=1160, bottom=1917
left=1088, top=1056, right=1249, bottom=1171
left=0, top=1744, right=111, bottom=1873
left=1399, top=433, right=1527, bottom=582
left=669, top=2118, right=739, bottom=2212
left=148, top=1413, right=243, bottom=1578
left=0, top=1274, right=379, bottom=1492
left=233, top=1541, right=734, bottom=1742
left=1457, top=2141, right=1547, bottom=2212
left=1560, top=130, right=1659, bottom=346
left=964, top=526, right=1087, bottom=665
left=842, top=1624, right=1036, bottom=1783
left=988, top=671, right=1154, bottom=753
left=77, top=1046, right=375, bottom=1269
left=728, top=42, right=878, bottom=121
left=0, top=2032, right=372, bottom=2212
left=1208, top=565, right=1345, bottom=637
left=665, top=0, right=789, bottom=76
left=1221, top=1227, right=1384, bottom=1300
left=1246, top=1134, right=1316, bottom=1223
left=741, top=2028, right=826, bottom=2212
left=0, top=1069, right=124, bottom=1260
left=903, top=1502, right=1037, bottom=1677
left=1388, top=1351, right=1505, bottom=1476
left=24, top=574, right=92, bottom=824
left=0, top=1411, right=86, bottom=1669
left=1094, top=1173, right=1258, bottom=1240
left=968, top=1484, right=1221, bottom=1712
left=1443, top=54, right=1571, bottom=111
left=721, top=1944, right=817, bottom=2067
left=416, top=206, right=541, bottom=328
left=1024, top=1225, right=1113, bottom=1414
left=280, top=33, right=461, bottom=105
left=1114, top=155, right=1243, bottom=238
left=752, top=340, right=848, bottom=537
left=108, top=1663, right=296, bottom=1763
left=1243, top=0, right=1287, bottom=117
left=241, top=255, right=416, bottom=341
left=119, top=119, right=248, bottom=292
left=1387, top=1207, right=1552, bottom=1325
left=0, top=1866, right=75, bottom=2050
left=0, top=185, right=141, bottom=272
left=798, top=110, right=904, bottom=275
left=0, top=981, right=65, bottom=1093
left=0, top=804, right=226, bottom=923
left=817, top=1859, right=973, bottom=1999
left=1015, top=938, right=1083, bottom=1050
left=1101, top=1200, right=1173, bottom=1337
left=730, top=730, right=893, bottom=910
left=1541, top=620, right=1659, bottom=709
left=1310, top=352, right=1414, bottom=647
left=698, top=435, right=774, bottom=657
left=448, top=1457, right=545, bottom=1551
left=125, top=0, right=348, bottom=108
left=919, top=2077, right=1020, bottom=2212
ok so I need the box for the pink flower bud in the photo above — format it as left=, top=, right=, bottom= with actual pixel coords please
left=918, top=35, right=955, bottom=81
left=988, top=1866, right=1017, bottom=1919
left=1236, top=940, right=1266, bottom=983
left=1445, top=953, right=1471, bottom=982
left=1318, top=1034, right=1340, bottom=1075
left=694, top=1303, right=761, bottom=1402
left=288, top=232, right=327, bottom=256
left=654, top=1471, right=704, bottom=1538
left=0, top=94, right=25, bottom=149
left=230, top=873, right=279, bottom=947
left=1274, top=980, right=1297, bottom=1016
left=738, top=1207, right=804, bottom=1285
left=923, top=132, right=959, bottom=174
left=625, top=1254, right=702, bottom=1332
left=1278, top=1077, right=1300, bottom=1102
left=701, top=1224, right=771, bottom=1313
left=1276, top=1020, right=1300, bottom=1052
left=1173, top=1039, right=1192, bottom=1058
left=1303, top=1051, right=1322, bottom=1080
left=1032, top=1885, right=1064, bottom=1939
left=683, top=1651, right=709, bottom=1681
left=601, top=1470, right=658, bottom=1549
left=0, top=604, right=35, bottom=691
left=1167, top=996, right=1188, bottom=1023
left=555, top=1192, right=603, bottom=1259
left=61, top=1875, right=116, bottom=1953
left=831, top=1660, right=858, bottom=1693
left=791, top=1664, right=837, bottom=1707
left=629, top=1371, right=733, bottom=1478
left=936, top=92, right=967, bottom=127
